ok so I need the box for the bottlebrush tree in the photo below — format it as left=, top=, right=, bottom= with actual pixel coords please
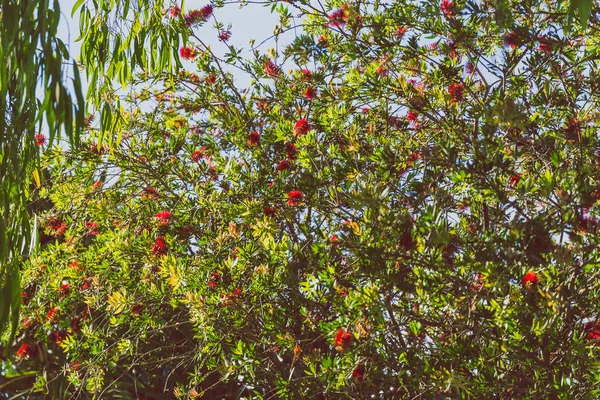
left=4, top=0, right=600, bottom=398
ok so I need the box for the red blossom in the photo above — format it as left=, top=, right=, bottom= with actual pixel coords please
left=16, top=343, right=32, bottom=360
left=585, top=321, right=600, bottom=343
left=318, top=35, right=329, bottom=47
left=287, top=191, right=303, bottom=206
left=277, top=159, right=290, bottom=172
left=21, top=317, right=34, bottom=330
left=218, top=30, right=232, bottom=42
left=47, top=217, right=68, bottom=237
left=155, top=211, right=172, bottom=226
left=21, top=291, right=27, bottom=304
left=179, top=46, right=196, bottom=60
left=334, top=328, right=352, bottom=351
left=35, top=133, right=46, bottom=146
left=523, top=271, right=539, bottom=289
left=396, top=26, right=408, bottom=39
left=504, top=31, right=522, bottom=49
left=264, top=60, right=280, bottom=77
left=293, top=119, right=311, bottom=136
left=46, top=307, right=59, bottom=323
left=407, top=111, right=418, bottom=122
left=59, top=283, right=70, bottom=298
left=152, top=236, right=168, bottom=256
left=92, top=180, right=102, bottom=188
left=248, top=131, right=260, bottom=146
left=264, top=206, right=276, bottom=216
left=440, top=0, right=456, bottom=16
left=208, top=271, right=221, bottom=287
left=299, top=68, right=312, bottom=80
left=184, top=5, right=213, bottom=25
left=538, top=36, right=553, bottom=52
left=206, top=74, right=217, bottom=84
left=303, top=86, right=316, bottom=100
left=509, top=173, right=521, bottom=188
left=448, top=82, right=464, bottom=103
left=169, top=6, right=181, bottom=17
left=286, top=143, right=297, bottom=160
left=191, top=149, right=205, bottom=162
left=142, top=187, right=159, bottom=199
left=328, top=8, right=347, bottom=27
left=352, top=364, right=365, bottom=380
left=85, top=221, right=99, bottom=235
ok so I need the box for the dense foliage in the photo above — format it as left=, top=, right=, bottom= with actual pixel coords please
left=4, top=0, right=600, bottom=398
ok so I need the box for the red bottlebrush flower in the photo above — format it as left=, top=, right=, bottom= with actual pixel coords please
left=330, top=235, right=339, bottom=242
left=448, top=82, right=464, bottom=103
left=328, top=8, right=347, bottom=27
left=80, top=282, right=90, bottom=291
left=286, top=143, right=297, bottom=160
left=585, top=321, right=600, bottom=343
left=169, top=6, right=181, bottom=17
left=299, top=68, right=312, bottom=80
left=59, top=283, right=70, bottom=298
left=92, top=180, right=102, bottom=188
left=264, top=205, right=276, bottom=216
left=21, top=317, right=34, bottom=330
left=47, top=217, right=68, bottom=237
left=267, top=181, right=275, bottom=188
left=233, top=287, right=242, bottom=297
left=206, top=74, right=217, bottom=84
left=277, top=159, right=290, bottom=172
left=132, top=304, right=144, bottom=316
left=85, top=221, right=99, bottom=235
left=191, top=149, right=204, bottom=162
left=248, top=131, right=260, bottom=146
left=407, top=111, right=418, bottom=122
left=142, top=187, right=158, bottom=199
left=264, top=60, right=280, bottom=77
left=537, top=36, right=553, bottom=52
left=303, top=86, right=316, bottom=100
left=504, top=31, right=522, bottom=49
left=184, top=5, right=213, bottom=25
left=352, top=364, right=365, bottom=381
left=287, top=191, right=303, bottom=206
left=179, top=46, right=196, bottom=60
left=318, top=34, right=329, bottom=47
left=509, top=173, right=521, bottom=188
left=440, top=0, right=456, bottom=16
left=35, top=133, right=46, bottom=146
left=396, top=26, right=408, bottom=39
left=16, top=343, right=32, bottom=360
left=46, top=307, right=58, bottom=323
left=334, top=328, right=352, bottom=351
left=21, top=291, right=27, bottom=304
left=293, top=119, right=311, bottom=136
left=218, top=30, right=231, bottom=42
left=155, top=211, right=172, bottom=226
left=152, top=236, right=168, bottom=256
left=523, top=271, right=539, bottom=289
left=376, top=66, right=388, bottom=76
left=208, top=271, right=221, bottom=287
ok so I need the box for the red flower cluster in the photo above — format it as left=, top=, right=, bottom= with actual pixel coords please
left=509, top=173, right=521, bottom=188
left=46, top=307, right=59, bottom=323
left=334, top=328, right=352, bottom=351
left=47, top=217, right=67, bottom=237
left=169, top=6, right=180, bottom=17
left=222, top=287, right=242, bottom=306
left=248, top=131, right=260, bottom=146
left=286, top=143, right=297, bottom=160
left=208, top=271, right=221, bottom=287
left=287, top=191, right=303, bottom=206
left=179, top=46, right=196, bottom=60
left=448, top=82, right=464, bottom=103
left=155, top=211, right=172, bottom=226
left=277, top=159, right=290, bottom=172
left=16, top=343, right=33, bottom=360
left=303, top=86, right=316, bottom=101
left=396, top=26, right=408, bottom=39
left=264, top=205, right=276, bottom=216
left=440, top=0, right=456, bottom=17
left=537, top=36, right=553, bottom=53
left=59, top=283, right=70, bottom=298
left=264, top=60, right=280, bottom=77
left=152, top=236, right=168, bottom=256
left=184, top=5, right=213, bottom=26
left=407, top=111, right=418, bottom=122
left=218, top=30, right=231, bottom=42
left=294, top=119, right=311, bottom=136
left=191, top=149, right=205, bottom=162
left=35, top=133, right=46, bottom=146
left=352, top=364, right=365, bottom=381
left=85, top=221, right=99, bottom=235
left=585, top=321, right=600, bottom=343
left=504, top=31, right=522, bottom=49
left=299, top=68, right=312, bottom=80
left=328, top=8, right=347, bottom=27
left=522, top=270, right=539, bottom=289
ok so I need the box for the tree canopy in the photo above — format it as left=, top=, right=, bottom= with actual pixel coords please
left=3, top=0, right=600, bottom=398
